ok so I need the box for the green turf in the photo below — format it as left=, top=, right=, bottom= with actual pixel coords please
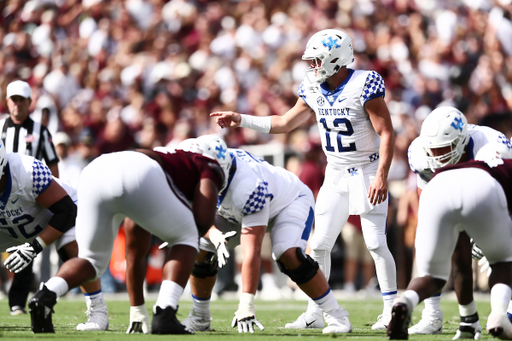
left=0, top=295, right=494, bottom=340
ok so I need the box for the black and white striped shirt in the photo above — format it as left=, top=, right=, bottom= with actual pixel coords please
left=0, top=115, right=59, bottom=166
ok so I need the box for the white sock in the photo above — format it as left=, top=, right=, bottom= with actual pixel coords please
left=424, top=294, right=441, bottom=312
left=459, top=301, right=477, bottom=317
left=306, top=298, right=322, bottom=315
left=155, top=280, right=184, bottom=310
left=84, top=289, right=105, bottom=308
left=383, top=291, right=397, bottom=314
left=45, top=277, right=69, bottom=297
left=313, top=288, right=339, bottom=313
left=490, top=284, right=512, bottom=314
left=192, top=294, right=211, bottom=312
left=403, top=290, right=420, bottom=309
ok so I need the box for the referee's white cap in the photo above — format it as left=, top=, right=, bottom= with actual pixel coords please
left=6, top=80, right=32, bottom=99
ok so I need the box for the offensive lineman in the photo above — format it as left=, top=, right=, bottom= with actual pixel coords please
left=407, top=106, right=512, bottom=338
left=28, top=146, right=224, bottom=334
left=388, top=158, right=512, bottom=340
left=176, top=135, right=352, bottom=334
left=211, top=29, right=397, bottom=329
left=0, top=140, right=108, bottom=331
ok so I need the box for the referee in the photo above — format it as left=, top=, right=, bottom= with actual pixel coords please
left=1, top=80, right=59, bottom=315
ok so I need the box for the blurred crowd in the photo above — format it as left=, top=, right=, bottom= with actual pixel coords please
left=1, top=0, right=512, bottom=295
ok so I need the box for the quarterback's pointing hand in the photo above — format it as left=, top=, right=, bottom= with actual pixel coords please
left=210, top=111, right=241, bottom=129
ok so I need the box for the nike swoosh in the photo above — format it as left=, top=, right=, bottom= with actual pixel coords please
left=305, top=320, right=317, bottom=328
left=298, top=194, right=306, bottom=198
left=339, top=98, right=347, bottom=102
left=11, top=198, right=19, bottom=204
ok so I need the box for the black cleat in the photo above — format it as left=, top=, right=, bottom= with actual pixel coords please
left=28, top=283, right=57, bottom=333
left=151, top=305, right=193, bottom=335
left=387, top=303, right=411, bottom=340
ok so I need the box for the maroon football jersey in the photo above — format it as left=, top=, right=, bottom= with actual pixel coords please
left=155, top=150, right=224, bottom=201
left=435, top=159, right=512, bottom=214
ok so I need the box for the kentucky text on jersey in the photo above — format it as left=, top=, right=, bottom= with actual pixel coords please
left=318, top=107, right=350, bottom=116
left=0, top=207, right=24, bottom=218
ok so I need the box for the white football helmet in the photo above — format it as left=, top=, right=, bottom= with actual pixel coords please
left=195, top=135, right=232, bottom=191
left=176, top=138, right=207, bottom=154
left=302, top=29, right=354, bottom=84
left=420, top=106, right=469, bottom=171
left=0, top=139, right=7, bottom=179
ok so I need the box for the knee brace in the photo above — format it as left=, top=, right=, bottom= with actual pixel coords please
left=191, top=252, right=218, bottom=278
left=276, top=248, right=319, bottom=285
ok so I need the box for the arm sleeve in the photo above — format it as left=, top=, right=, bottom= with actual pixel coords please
left=31, top=159, right=53, bottom=196
left=360, top=71, right=386, bottom=106
left=241, top=202, right=270, bottom=228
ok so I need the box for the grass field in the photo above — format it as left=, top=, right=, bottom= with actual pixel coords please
left=0, top=292, right=495, bottom=341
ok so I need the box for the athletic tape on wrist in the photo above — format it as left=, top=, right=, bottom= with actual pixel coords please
left=239, top=114, right=271, bottom=133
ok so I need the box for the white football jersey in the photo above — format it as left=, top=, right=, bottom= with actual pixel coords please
left=408, top=124, right=512, bottom=189
left=217, top=149, right=307, bottom=225
left=298, top=69, right=385, bottom=167
left=0, top=153, right=76, bottom=245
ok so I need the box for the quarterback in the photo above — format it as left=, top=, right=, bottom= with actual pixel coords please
left=211, top=29, right=397, bottom=329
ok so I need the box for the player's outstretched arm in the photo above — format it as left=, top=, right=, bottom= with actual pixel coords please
left=232, top=225, right=266, bottom=333
left=211, top=98, right=313, bottom=134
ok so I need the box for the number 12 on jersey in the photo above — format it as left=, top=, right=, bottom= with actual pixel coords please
left=319, top=117, right=357, bottom=153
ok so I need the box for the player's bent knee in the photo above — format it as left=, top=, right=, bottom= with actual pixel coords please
left=191, top=252, right=218, bottom=278
left=365, top=233, right=387, bottom=252
left=277, top=248, right=319, bottom=285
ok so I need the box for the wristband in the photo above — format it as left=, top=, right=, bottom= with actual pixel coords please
left=238, top=292, right=256, bottom=317
left=239, top=114, right=272, bottom=133
left=32, top=237, right=46, bottom=253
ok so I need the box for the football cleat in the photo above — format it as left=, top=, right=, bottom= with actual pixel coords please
left=151, top=305, right=193, bottom=335
left=408, top=309, right=443, bottom=335
left=323, top=308, right=352, bottom=333
left=285, top=312, right=324, bottom=329
left=182, top=309, right=211, bottom=332
left=28, top=284, right=57, bottom=333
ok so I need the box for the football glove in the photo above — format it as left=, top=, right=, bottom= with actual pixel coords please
left=232, top=293, right=264, bottom=333
left=471, top=242, right=485, bottom=261
left=209, top=229, right=237, bottom=268
left=4, top=238, right=45, bottom=273
left=478, top=257, right=492, bottom=277
left=126, top=304, right=151, bottom=334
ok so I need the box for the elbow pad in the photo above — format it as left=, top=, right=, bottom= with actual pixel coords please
left=48, top=195, right=77, bottom=233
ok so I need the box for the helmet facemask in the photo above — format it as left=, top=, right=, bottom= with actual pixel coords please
left=423, top=135, right=465, bottom=171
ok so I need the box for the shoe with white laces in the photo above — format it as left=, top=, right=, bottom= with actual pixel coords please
left=371, top=313, right=391, bottom=330
left=387, top=296, right=413, bottom=340
left=408, top=309, right=443, bottom=335
left=76, top=298, right=109, bottom=331
left=182, top=309, right=211, bottom=332
left=322, top=308, right=352, bottom=333
left=452, top=313, right=481, bottom=340
left=285, top=312, right=324, bottom=329
left=487, top=311, right=512, bottom=340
